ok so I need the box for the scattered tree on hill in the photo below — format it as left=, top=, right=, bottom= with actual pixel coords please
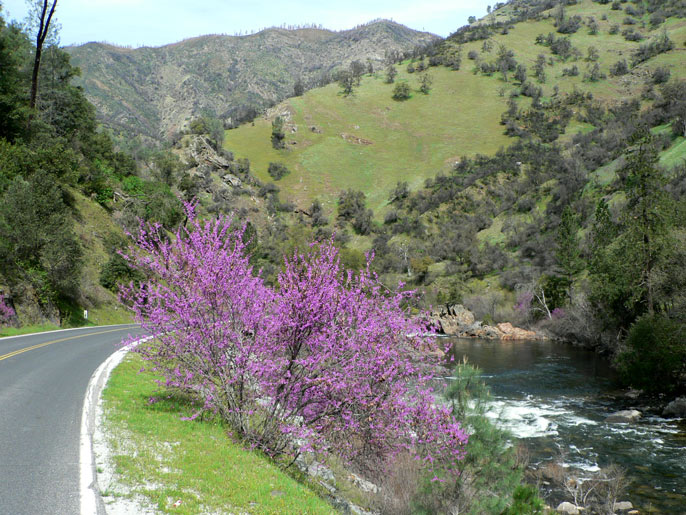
left=337, top=70, right=355, bottom=96
left=534, top=54, right=547, bottom=83
left=267, top=161, right=290, bottom=180
left=419, top=73, right=433, bottom=94
left=514, top=64, right=527, bottom=84
left=271, top=116, right=285, bottom=149
left=309, top=199, right=328, bottom=227
left=584, top=62, right=606, bottom=82
left=586, top=46, right=599, bottom=62
left=337, top=189, right=367, bottom=221
left=385, top=63, right=397, bottom=83
left=293, top=78, right=304, bottom=97
left=392, top=81, right=411, bottom=100
left=350, top=59, right=365, bottom=86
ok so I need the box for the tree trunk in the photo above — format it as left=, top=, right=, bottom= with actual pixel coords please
left=29, top=1, right=58, bottom=111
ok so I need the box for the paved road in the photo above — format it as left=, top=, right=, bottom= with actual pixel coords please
left=0, top=325, right=143, bottom=515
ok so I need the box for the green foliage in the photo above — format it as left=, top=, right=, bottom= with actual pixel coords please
left=0, top=172, right=82, bottom=311
left=267, top=161, right=290, bottom=180
left=419, top=73, right=433, bottom=94
left=616, top=315, right=686, bottom=393
left=555, top=205, right=582, bottom=284
left=100, top=253, right=142, bottom=291
left=392, top=81, right=411, bottom=100
left=413, top=361, right=535, bottom=514
left=502, top=485, right=544, bottom=514
left=189, top=114, right=225, bottom=148
left=590, top=139, right=675, bottom=327
left=271, top=116, right=285, bottom=149
left=0, top=18, right=31, bottom=141
left=337, top=70, right=355, bottom=96
left=152, top=150, right=183, bottom=186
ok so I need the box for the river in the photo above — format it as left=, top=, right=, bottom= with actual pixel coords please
left=446, top=338, right=686, bottom=513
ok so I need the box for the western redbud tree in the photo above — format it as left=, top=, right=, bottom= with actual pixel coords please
left=122, top=204, right=467, bottom=476
left=0, top=295, right=14, bottom=326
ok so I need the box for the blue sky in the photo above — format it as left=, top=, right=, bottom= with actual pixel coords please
left=2, top=0, right=491, bottom=48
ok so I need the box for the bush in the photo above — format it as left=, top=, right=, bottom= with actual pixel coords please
left=392, top=81, right=411, bottom=100
left=267, top=162, right=290, bottom=180
left=616, top=315, right=686, bottom=393
left=652, top=66, right=671, bottom=84
left=610, top=59, right=630, bottom=76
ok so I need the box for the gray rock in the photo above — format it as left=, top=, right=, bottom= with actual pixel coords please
left=222, top=173, right=242, bottom=187
left=556, top=501, right=579, bottom=514
left=348, top=472, right=378, bottom=493
left=448, top=304, right=475, bottom=326
left=605, top=409, right=641, bottom=423
left=614, top=501, right=633, bottom=511
left=663, top=397, right=686, bottom=418
left=308, top=461, right=335, bottom=483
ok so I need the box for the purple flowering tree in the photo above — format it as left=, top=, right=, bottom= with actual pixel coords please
left=122, top=204, right=467, bottom=476
left=0, top=295, right=15, bottom=326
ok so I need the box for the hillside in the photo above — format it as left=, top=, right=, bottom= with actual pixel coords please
left=65, top=21, right=439, bottom=141
left=223, top=0, right=686, bottom=218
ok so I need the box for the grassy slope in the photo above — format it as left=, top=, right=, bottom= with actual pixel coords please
left=225, top=67, right=510, bottom=217
left=224, top=0, right=686, bottom=221
left=102, top=354, right=334, bottom=514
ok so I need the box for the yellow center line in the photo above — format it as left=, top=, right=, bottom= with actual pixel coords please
left=0, top=326, right=137, bottom=362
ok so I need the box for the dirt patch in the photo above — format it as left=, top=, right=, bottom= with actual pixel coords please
left=340, top=133, right=373, bottom=145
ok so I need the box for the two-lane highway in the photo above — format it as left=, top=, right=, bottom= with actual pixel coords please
left=0, top=325, right=143, bottom=515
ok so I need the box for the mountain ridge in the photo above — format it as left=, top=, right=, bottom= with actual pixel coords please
left=65, top=20, right=440, bottom=141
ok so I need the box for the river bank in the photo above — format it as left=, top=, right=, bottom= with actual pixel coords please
left=447, top=337, right=686, bottom=513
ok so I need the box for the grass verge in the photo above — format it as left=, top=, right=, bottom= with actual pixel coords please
left=0, top=322, right=61, bottom=338
left=100, top=353, right=335, bottom=514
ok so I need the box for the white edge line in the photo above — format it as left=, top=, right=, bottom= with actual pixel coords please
left=80, top=335, right=152, bottom=515
left=0, top=323, right=137, bottom=341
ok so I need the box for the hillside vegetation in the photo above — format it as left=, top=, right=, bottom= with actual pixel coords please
left=224, top=0, right=686, bottom=216
left=65, top=21, right=439, bottom=142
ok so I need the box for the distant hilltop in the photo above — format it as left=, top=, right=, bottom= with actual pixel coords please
left=65, top=20, right=440, bottom=141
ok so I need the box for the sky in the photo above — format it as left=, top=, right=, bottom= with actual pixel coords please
left=2, top=0, right=492, bottom=48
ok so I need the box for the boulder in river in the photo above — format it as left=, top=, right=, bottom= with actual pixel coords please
left=556, top=501, right=579, bottom=514
left=497, top=322, right=539, bottom=340
left=613, top=501, right=633, bottom=511
left=605, top=409, right=641, bottom=423
left=663, top=397, right=686, bottom=418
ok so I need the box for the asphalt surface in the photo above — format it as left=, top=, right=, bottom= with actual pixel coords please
left=0, top=324, right=143, bottom=515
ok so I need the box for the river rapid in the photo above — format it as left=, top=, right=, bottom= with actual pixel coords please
left=446, top=338, right=686, bottom=513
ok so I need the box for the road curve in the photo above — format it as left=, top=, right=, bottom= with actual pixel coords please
left=0, top=325, right=143, bottom=515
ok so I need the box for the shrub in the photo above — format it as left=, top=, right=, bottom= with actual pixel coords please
left=610, top=59, right=630, bottom=76
left=616, top=315, right=686, bottom=393
left=652, top=66, right=671, bottom=84
left=122, top=206, right=469, bottom=474
left=392, top=81, right=411, bottom=100
left=267, top=161, right=290, bottom=180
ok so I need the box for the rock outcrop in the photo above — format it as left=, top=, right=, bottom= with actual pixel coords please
left=605, top=409, right=641, bottom=423
left=663, top=397, right=686, bottom=418
left=429, top=304, right=545, bottom=340
left=556, top=501, right=579, bottom=514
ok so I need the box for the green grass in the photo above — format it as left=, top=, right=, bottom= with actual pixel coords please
left=0, top=323, right=60, bottom=338
left=101, top=354, right=335, bottom=514
left=660, top=136, right=686, bottom=169
left=225, top=66, right=510, bottom=217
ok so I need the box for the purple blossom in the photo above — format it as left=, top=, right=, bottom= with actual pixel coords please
left=121, top=204, right=468, bottom=475
left=0, top=295, right=15, bottom=326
